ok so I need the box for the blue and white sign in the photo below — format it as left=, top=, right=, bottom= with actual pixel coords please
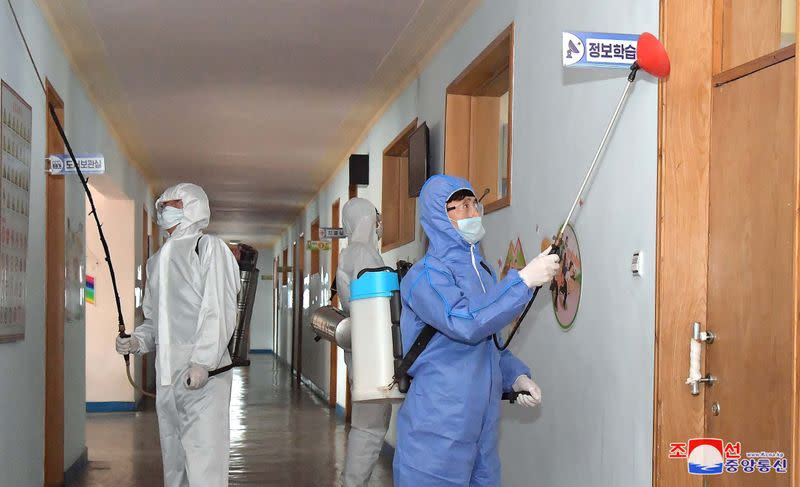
left=563, top=31, right=638, bottom=69
left=49, top=153, right=105, bottom=175
left=319, top=227, right=346, bottom=240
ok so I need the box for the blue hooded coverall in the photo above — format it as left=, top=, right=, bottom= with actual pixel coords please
left=393, top=175, right=534, bottom=486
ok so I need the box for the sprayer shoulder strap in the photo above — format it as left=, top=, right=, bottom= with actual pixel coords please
left=395, top=324, right=437, bottom=380
left=395, top=258, right=494, bottom=379
left=194, top=232, right=232, bottom=378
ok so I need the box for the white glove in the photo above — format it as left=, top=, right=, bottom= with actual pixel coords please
left=115, top=335, right=141, bottom=355
left=186, top=366, right=210, bottom=390
left=519, top=246, right=560, bottom=288
left=512, top=375, right=542, bottom=408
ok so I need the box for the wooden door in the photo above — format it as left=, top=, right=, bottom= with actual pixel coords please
left=44, top=82, right=65, bottom=487
left=339, top=195, right=353, bottom=422
left=310, top=219, right=320, bottom=276
left=282, top=249, right=289, bottom=285
left=141, top=207, right=149, bottom=390
left=283, top=248, right=290, bottom=366
left=273, top=256, right=278, bottom=357
left=151, top=219, right=160, bottom=254
left=653, top=2, right=800, bottom=486
left=702, top=54, right=797, bottom=486
left=293, top=236, right=305, bottom=384
left=291, top=241, right=297, bottom=377
left=329, top=199, right=340, bottom=408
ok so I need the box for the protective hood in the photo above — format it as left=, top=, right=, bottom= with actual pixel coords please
left=342, top=197, right=379, bottom=245
left=419, top=175, right=474, bottom=259
left=155, top=183, right=211, bottom=239
left=338, top=198, right=384, bottom=312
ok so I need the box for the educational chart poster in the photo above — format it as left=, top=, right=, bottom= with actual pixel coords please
left=496, top=238, right=527, bottom=280
left=0, top=81, right=31, bottom=342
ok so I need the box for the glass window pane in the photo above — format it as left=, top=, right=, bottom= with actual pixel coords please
left=781, top=0, right=795, bottom=47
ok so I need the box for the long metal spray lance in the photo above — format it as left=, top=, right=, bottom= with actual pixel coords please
left=500, top=48, right=671, bottom=405
left=493, top=31, right=671, bottom=361
left=553, top=65, right=639, bottom=247
left=550, top=30, right=673, bottom=245
left=494, top=63, right=641, bottom=352
left=6, top=0, right=155, bottom=397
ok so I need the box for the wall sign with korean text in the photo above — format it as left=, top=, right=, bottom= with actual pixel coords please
left=563, top=31, right=638, bottom=70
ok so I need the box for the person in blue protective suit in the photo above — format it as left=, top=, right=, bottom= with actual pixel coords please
left=393, top=175, right=560, bottom=486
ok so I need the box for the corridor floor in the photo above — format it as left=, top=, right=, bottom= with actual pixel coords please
left=68, top=354, right=394, bottom=486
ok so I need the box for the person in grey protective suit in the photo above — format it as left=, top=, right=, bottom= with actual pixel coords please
left=337, top=197, right=392, bottom=487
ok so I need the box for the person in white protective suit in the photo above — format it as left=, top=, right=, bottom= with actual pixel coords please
left=115, top=183, right=241, bottom=487
left=337, top=197, right=392, bottom=487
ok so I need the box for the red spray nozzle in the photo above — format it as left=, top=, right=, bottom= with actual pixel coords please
left=636, top=32, right=670, bottom=78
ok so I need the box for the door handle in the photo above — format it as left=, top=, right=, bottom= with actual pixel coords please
left=698, top=374, right=717, bottom=386
left=693, top=321, right=715, bottom=344
left=687, top=322, right=716, bottom=395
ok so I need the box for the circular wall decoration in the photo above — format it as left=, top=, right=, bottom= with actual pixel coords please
left=550, top=224, right=582, bottom=330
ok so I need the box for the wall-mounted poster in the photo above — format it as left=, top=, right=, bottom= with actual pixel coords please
left=85, top=276, right=95, bottom=305
left=496, top=238, right=527, bottom=280
left=66, top=218, right=86, bottom=322
left=546, top=225, right=582, bottom=330
left=0, top=81, right=31, bottom=343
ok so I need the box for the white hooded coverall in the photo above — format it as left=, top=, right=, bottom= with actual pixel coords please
left=337, top=198, right=393, bottom=487
left=134, top=183, right=241, bottom=487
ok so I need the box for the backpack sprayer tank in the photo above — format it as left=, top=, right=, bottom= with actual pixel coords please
left=349, top=268, right=405, bottom=402
left=309, top=262, right=412, bottom=401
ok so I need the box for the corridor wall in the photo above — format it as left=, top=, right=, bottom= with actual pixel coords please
left=276, top=0, right=657, bottom=483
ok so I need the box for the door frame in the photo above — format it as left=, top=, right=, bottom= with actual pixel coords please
left=310, top=218, right=320, bottom=276
left=282, top=247, right=289, bottom=364
left=345, top=186, right=356, bottom=422
left=291, top=241, right=297, bottom=377
left=151, top=219, right=160, bottom=254
left=292, top=234, right=305, bottom=385
left=140, top=207, right=149, bottom=391
left=273, top=256, right=279, bottom=359
left=654, top=2, right=800, bottom=485
left=329, top=199, right=341, bottom=409
left=44, top=80, right=65, bottom=487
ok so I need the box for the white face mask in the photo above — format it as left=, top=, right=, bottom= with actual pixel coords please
left=158, top=206, right=184, bottom=230
left=454, top=216, right=486, bottom=244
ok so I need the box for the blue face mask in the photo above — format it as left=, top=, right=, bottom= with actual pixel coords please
left=158, top=206, right=184, bottom=230
left=455, top=216, right=486, bottom=244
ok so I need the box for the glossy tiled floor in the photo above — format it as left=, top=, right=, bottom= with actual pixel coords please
left=68, top=355, right=393, bottom=486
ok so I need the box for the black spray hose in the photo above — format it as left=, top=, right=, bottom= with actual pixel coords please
left=356, top=265, right=396, bottom=279
left=186, top=364, right=235, bottom=386
left=492, top=63, right=642, bottom=352
left=493, top=242, right=561, bottom=351
left=6, top=0, right=155, bottom=398
left=49, top=106, right=154, bottom=398
left=48, top=106, right=154, bottom=398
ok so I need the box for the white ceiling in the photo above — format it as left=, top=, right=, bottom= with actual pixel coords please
left=39, top=0, right=480, bottom=247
